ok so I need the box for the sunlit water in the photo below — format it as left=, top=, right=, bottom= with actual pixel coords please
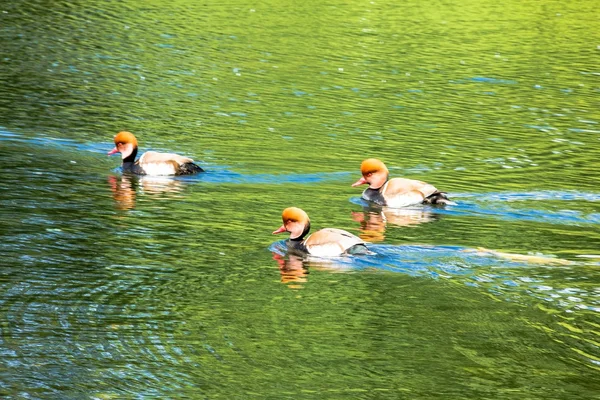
left=1, top=0, right=599, bottom=398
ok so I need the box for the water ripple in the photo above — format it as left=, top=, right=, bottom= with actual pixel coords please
left=350, top=192, right=600, bottom=227
left=454, top=191, right=600, bottom=202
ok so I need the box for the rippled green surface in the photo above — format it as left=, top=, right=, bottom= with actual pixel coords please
left=1, top=0, right=599, bottom=398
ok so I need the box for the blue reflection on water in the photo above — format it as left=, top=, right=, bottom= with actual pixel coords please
left=269, top=240, right=600, bottom=313
left=187, top=166, right=352, bottom=184
left=270, top=240, right=565, bottom=277
left=440, top=192, right=600, bottom=225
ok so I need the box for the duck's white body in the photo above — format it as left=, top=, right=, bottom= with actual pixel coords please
left=299, top=228, right=367, bottom=257
left=126, top=151, right=201, bottom=176
left=362, top=178, right=439, bottom=207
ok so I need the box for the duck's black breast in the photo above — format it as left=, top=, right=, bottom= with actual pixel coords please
left=286, top=239, right=308, bottom=256
left=362, top=188, right=387, bottom=206
left=122, top=161, right=147, bottom=175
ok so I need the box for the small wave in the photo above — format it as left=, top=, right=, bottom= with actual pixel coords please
left=470, top=76, right=518, bottom=84
left=449, top=77, right=518, bottom=85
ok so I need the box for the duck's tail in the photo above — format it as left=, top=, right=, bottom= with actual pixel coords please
left=424, top=191, right=457, bottom=206
left=178, top=162, right=204, bottom=175
left=346, top=243, right=375, bottom=256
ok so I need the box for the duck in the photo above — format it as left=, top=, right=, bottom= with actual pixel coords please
left=108, top=131, right=204, bottom=175
left=352, top=158, right=455, bottom=207
left=272, top=207, right=370, bottom=257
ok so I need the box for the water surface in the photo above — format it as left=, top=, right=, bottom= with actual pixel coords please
left=1, top=0, right=599, bottom=398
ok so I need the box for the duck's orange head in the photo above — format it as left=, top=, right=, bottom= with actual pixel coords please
left=108, top=131, right=139, bottom=160
left=352, top=158, right=389, bottom=189
left=272, top=207, right=311, bottom=240
left=113, top=131, right=138, bottom=147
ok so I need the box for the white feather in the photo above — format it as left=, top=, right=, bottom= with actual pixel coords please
left=306, top=242, right=346, bottom=257
left=384, top=191, right=426, bottom=208
left=304, top=228, right=365, bottom=257
left=138, top=162, right=178, bottom=176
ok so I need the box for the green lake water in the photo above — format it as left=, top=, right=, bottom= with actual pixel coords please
left=1, top=0, right=599, bottom=398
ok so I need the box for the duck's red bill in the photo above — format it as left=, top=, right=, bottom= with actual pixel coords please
left=272, top=225, right=287, bottom=234
left=351, top=177, right=368, bottom=187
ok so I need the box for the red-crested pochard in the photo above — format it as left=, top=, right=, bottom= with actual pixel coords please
left=352, top=158, right=455, bottom=207
left=108, top=131, right=204, bottom=175
left=273, top=207, right=370, bottom=257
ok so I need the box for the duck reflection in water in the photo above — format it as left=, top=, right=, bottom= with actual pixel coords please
left=272, top=253, right=308, bottom=287
left=352, top=205, right=439, bottom=242
left=107, top=174, right=186, bottom=210
left=271, top=252, right=361, bottom=288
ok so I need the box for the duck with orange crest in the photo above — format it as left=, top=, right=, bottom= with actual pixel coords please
left=273, top=207, right=371, bottom=257
left=352, top=158, right=455, bottom=207
left=108, top=131, right=204, bottom=175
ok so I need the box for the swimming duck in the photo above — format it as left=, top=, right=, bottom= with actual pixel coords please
left=108, top=131, right=204, bottom=175
left=352, top=158, right=455, bottom=207
left=272, top=207, right=370, bottom=257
